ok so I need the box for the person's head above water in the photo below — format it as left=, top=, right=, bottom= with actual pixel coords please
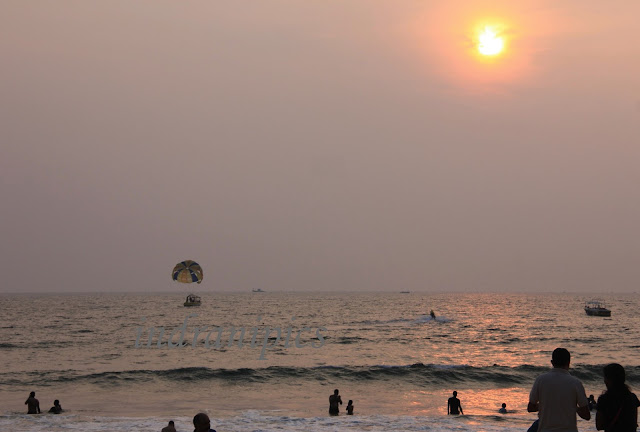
left=193, top=413, right=211, bottom=432
left=29, top=391, right=35, bottom=397
left=502, top=403, right=506, bottom=408
left=334, top=389, right=339, bottom=395
left=54, top=400, right=59, bottom=405
left=551, top=348, right=570, bottom=369
left=453, top=391, right=457, bottom=396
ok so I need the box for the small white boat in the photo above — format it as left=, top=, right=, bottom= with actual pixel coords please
left=584, top=301, right=611, bottom=317
left=184, top=294, right=201, bottom=307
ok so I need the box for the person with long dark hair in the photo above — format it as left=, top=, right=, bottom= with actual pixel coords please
left=596, top=363, right=640, bottom=432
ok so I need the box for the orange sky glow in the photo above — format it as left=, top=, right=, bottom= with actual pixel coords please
left=410, top=1, right=567, bottom=90
left=1, top=1, right=639, bottom=293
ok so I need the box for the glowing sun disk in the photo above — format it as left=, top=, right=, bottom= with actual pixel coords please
left=478, top=27, right=504, bottom=56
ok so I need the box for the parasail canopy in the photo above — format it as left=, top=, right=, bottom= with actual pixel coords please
left=172, top=260, right=203, bottom=284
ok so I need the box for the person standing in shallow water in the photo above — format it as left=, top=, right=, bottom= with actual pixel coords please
left=448, top=391, right=463, bottom=415
left=346, top=400, right=354, bottom=415
left=25, top=391, right=40, bottom=414
left=329, top=389, right=342, bottom=415
left=596, top=363, right=640, bottom=432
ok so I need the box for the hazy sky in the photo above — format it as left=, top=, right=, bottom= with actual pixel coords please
left=1, top=1, right=639, bottom=293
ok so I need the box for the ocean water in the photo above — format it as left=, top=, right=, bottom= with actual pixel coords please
left=1, top=292, right=638, bottom=432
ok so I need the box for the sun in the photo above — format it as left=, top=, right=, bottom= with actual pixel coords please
left=478, top=26, right=504, bottom=56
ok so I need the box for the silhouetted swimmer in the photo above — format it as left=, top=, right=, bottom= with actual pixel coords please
left=193, top=413, right=216, bottom=432
left=587, top=394, right=597, bottom=411
left=346, top=400, right=354, bottom=415
left=162, top=420, right=176, bottom=432
left=447, top=391, right=463, bottom=415
left=430, top=310, right=436, bottom=320
left=48, top=399, right=62, bottom=414
left=329, top=389, right=342, bottom=416
left=499, top=403, right=507, bottom=413
left=25, top=391, right=40, bottom=414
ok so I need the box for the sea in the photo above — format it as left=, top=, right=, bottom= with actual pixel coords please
left=1, top=292, right=638, bottom=432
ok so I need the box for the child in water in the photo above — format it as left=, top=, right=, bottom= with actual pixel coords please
left=49, top=400, right=62, bottom=414
left=346, top=400, right=354, bottom=415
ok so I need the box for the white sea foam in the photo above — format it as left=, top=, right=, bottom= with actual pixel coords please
left=0, top=411, right=539, bottom=432
left=414, top=314, right=452, bottom=323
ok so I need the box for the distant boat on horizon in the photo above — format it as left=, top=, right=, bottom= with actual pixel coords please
left=584, top=300, right=611, bottom=316
left=400, top=291, right=410, bottom=294
left=252, top=288, right=265, bottom=292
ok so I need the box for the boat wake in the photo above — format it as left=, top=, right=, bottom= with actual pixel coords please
left=415, top=315, right=452, bottom=324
